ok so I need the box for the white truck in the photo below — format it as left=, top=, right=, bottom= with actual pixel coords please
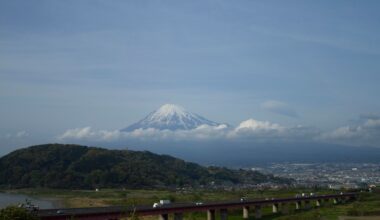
left=153, top=200, right=171, bottom=208
left=160, top=200, right=171, bottom=205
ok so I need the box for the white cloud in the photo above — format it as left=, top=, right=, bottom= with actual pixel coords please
left=235, top=119, right=284, bottom=131
left=229, top=119, right=319, bottom=141
left=1, top=131, right=30, bottom=139
left=230, top=119, right=285, bottom=138
left=365, top=119, right=380, bottom=129
left=261, top=100, right=298, bottom=118
left=126, top=125, right=232, bottom=141
left=59, top=127, right=122, bottom=141
left=58, top=119, right=318, bottom=144
left=320, top=118, right=380, bottom=147
left=55, top=115, right=380, bottom=148
left=58, top=124, right=232, bottom=142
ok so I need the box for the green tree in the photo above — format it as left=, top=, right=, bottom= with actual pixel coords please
left=0, top=206, right=39, bottom=220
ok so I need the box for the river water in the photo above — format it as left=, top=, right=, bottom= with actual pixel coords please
left=0, top=192, right=57, bottom=209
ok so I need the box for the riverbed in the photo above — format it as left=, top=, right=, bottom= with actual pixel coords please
left=0, top=192, right=58, bottom=209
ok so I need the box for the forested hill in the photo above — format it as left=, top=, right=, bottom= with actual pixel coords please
left=0, top=144, right=290, bottom=189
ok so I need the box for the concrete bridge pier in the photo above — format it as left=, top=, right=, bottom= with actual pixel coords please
left=159, top=213, right=168, bottom=220
left=295, top=201, right=302, bottom=210
left=207, top=209, right=215, bottom=220
left=220, top=209, right=228, bottom=220
left=272, top=203, right=279, bottom=213
left=316, top=199, right=322, bottom=207
left=243, top=206, right=249, bottom=219
left=174, top=212, right=183, bottom=220
left=254, top=205, right=262, bottom=219
left=333, top=198, right=340, bottom=204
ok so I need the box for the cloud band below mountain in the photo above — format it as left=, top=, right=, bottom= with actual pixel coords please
left=59, top=119, right=319, bottom=143
left=58, top=116, right=380, bottom=148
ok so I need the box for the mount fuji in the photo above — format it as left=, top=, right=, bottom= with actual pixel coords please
left=121, top=104, right=222, bottom=131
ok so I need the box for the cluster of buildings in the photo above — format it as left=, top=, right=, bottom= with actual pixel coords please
left=252, top=163, right=380, bottom=189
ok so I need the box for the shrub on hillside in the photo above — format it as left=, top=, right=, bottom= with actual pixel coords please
left=0, top=205, right=39, bottom=220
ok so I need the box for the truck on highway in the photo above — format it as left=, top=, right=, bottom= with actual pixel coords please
left=160, top=200, right=171, bottom=205
left=153, top=200, right=171, bottom=208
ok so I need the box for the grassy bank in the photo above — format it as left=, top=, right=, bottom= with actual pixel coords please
left=3, top=188, right=338, bottom=208
left=2, top=188, right=380, bottom=220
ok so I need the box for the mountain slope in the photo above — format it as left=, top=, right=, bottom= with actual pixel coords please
left=0, top=144, right=290, bottom=189
left=121, top=104, right=221, bottom=131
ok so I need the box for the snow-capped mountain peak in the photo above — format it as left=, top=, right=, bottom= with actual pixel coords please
left=151, top=104, right=188, bottom=119
left=121, top=104, right=221, bottom=131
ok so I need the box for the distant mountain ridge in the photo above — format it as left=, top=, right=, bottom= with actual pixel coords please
left=0, top=144, right=290, bottom=189
left=122, top=104, right=222, bottom=131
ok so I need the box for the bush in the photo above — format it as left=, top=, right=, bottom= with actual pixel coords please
left=347, top=202, right=364, bottom=216
left=0, top=205, right=39, bottom=220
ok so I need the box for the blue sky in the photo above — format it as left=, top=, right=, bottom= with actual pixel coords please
left=1, top=0, right=380, bottom=154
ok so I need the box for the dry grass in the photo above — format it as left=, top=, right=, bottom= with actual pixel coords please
left=63, top=197, right=118, bottom=208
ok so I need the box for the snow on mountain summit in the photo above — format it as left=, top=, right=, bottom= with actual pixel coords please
left=121, top=104, right=221, bottom=131
left=151, top=104, right=188, bottom=119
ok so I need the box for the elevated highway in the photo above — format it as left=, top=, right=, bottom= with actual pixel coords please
left=37, top=192, right=358, bottom=220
